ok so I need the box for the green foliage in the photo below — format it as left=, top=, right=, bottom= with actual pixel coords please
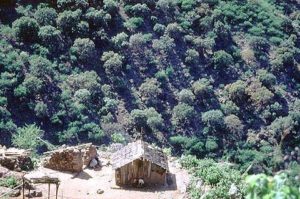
left=101, top=51, right=123, bottom=74
left=192, top=78, right=213, bottom=100
left=245, top=173, right=300, bottom=199
left=212, top=50, right=234, bottom=70
left=139, top=78, right=162, bottom=105
left=180, top=156, right=245, bottom=199
left=172, top=103, right=195, bottom=126
left=130, top=108, right=164, bottom=133
left=70, top=38, right=96, bottom=64
left=34, top=6, right=57, bottom=26
left=0, top=1, right=300, bottom=189
left=12, top=16, right=39, bottom=42
left=124, top=17, right=144, bottom=31
left=177, top=89, right=195, bottom=105
left=0, top=176, right=19, bottom=188
left=202, top=110, right=224, bottom=129
left=12, top=124, right=44, bottom=151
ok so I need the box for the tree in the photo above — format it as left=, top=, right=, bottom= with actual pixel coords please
left=139, top=78, right=162, bottom=105
left=152, top=35, right=175, bottom=55
left=224, top=114, right=244, bottom=134
left=12, top=124, right=44, bottom=151
left=257, top=69, right=276, bottom=88
left=57, top=0, right=89, bottom=10
left=130, top=4, right=150, bottom=17
left=70, top=38, right=96, bottom=64
left=226, top=80, right=247, bottom=102
left=56, top=9, right=81, bottom=35
left=101, top=51, right=123, bottom=74
left=212, top=50, right=234, bottom=70
left=177, top=89, right=195, bottom=105
left=202, top=110, right=224, bottom=129
left=112, top=32, right=129, bottom=48
left=124, top=17, right=144, bottom=32
left=130, top=108, right=164, bottom=132
left=103, top=0, right=118, bottom=12
left=38, top=25, right=63, bottom=53
left=192, top=78, right=213, bottom=100
left=172, top=103, right=195, bottom=126
left=246, top=80, right=274, bottom=108
left=34, top=6, right=57, bottom=26
left=185, top=49, right=199, bottom=65
left=12, top=16, right=39, bottom=42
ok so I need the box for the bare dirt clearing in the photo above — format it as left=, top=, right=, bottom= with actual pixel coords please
left=13, top=159, right=190, bottom=199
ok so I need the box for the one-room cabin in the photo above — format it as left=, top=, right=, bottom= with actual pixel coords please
left=111, top=140, right=169, bottom=187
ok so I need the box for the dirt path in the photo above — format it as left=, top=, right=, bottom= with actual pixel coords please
left=14, top=159, right=190, bottom=199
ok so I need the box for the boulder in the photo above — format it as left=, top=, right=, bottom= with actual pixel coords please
left=97, top=189, right=104, bottom=194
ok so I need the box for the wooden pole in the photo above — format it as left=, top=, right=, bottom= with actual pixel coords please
left=48, top=183, right=50, bottom=199
left=55, top=183, right=59, bottom=199
left=22, top=178, right=25, bottom=199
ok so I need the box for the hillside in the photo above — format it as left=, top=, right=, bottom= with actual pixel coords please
left=0, top=0, right=299, bottom=197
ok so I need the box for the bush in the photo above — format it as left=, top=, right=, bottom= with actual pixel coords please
left=0, top=176, right=19, bottom=188
left=257, top=69, right=276, bottom=88
left=246, top=173, right=300, bottom=199
left=185, top=49, right=199, bottom=65
left=12, top=124, right=44, bottom=151
left=246, top=80, right=274, bottom=108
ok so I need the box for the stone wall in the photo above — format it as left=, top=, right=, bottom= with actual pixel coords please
left=0, top=147, right=33, bottom=171
left=43, top=143, right=98, bottom=172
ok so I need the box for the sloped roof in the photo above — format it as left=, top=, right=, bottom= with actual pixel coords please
left=111, top=140, right=169, bottom=171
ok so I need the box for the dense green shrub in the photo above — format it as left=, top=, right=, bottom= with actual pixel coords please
left=70, top=38, right=96, bottom=64
left=12, top=16, right=39, bottom=42
left=12, top=124, right=44, bottom=151
left=177, top=89, right=195, bottom=105
left=172, top=103, right=195, bottom=126
left=202, top=110, right=224, bottom=129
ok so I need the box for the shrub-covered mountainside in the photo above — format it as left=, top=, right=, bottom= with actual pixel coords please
left=0, top=0, right=299, bottom=172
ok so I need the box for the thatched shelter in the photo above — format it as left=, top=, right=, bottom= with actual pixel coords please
left=111, top=140, right=169, bottom=186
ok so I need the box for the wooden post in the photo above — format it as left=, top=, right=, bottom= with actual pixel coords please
left=22, top=178, right=25, bottom=199
left=55, top=183, right=59, bottom=199
left=48, top=183, right=50, bottom=199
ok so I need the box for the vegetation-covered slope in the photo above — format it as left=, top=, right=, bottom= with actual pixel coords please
left=0, top=0, right=299, bottom=175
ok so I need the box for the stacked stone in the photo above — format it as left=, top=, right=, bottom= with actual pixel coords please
left=43, top=147, right=83, bottom=172
left=0, top=148, right=33, bottom=171
left=79, top=143, right=97, bottom=166
left=43, top=143, right=98, bottom=172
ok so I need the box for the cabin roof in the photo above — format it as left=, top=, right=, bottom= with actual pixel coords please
left=111, top=140, right=169, bottom=171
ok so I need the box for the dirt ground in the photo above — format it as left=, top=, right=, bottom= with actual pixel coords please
left=13, top=159, right=190, bottom=199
